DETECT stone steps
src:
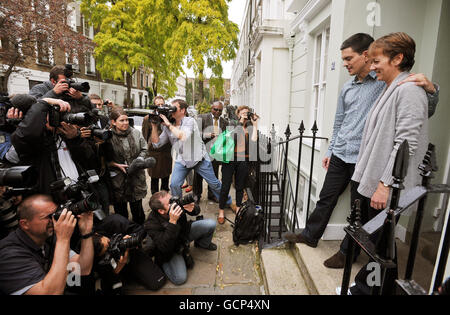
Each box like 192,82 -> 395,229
260,240 -> 367,295
260,247 -> 310,295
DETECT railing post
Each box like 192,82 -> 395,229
279,125 -> 291,238
306,121 -> 318,220
292,121 -> 305,230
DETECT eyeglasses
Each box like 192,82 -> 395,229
212,108 -> 223,112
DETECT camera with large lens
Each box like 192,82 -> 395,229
86,124 -> 112,141
169,193 -> 198,213
148,104 -> 177,124
63,64 -> 90,94
0,166 -> 38,239
99,232 -> 144,268
50,170 -> 104,221
48,104 -> 98,128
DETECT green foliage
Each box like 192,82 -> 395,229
81,0 -> 238,101
196,100 -> 211,115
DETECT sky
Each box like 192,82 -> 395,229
183,0 -> 246,79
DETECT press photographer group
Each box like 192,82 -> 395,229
0,64 -> 263,295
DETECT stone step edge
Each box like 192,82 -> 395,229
259,247 -> 311,295
290,244 -> 320,295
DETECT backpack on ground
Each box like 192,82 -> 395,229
230,189 -> 264,246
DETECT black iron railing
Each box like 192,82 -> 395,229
340,142 -> 450,295
254,122 -> 327,245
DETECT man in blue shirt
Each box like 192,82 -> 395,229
283,33 -> 439,269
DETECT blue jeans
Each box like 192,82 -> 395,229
170,159 -> 232,205
162,219 -> 217,285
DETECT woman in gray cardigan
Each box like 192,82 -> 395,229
106,107 -> 148,224
349,33 -> 429,295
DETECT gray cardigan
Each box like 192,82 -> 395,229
352,72 -> 429,198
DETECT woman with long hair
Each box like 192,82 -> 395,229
217,106 -> 259,224
106,107 -> 148,224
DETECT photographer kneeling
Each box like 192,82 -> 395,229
0,194 -> 94,295
145,191 -> 217,285
92,214 -> 166,295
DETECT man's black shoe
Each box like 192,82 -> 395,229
282,232 -> 318,248
194,242 -> 217,251
183,253 -> 195,269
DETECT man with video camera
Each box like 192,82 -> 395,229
29,65 -> 93,114
0,194 -> 94,295
145,191 -> 217,285
92,213 -> 166,294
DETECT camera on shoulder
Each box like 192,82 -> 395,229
148,104 -> 177,124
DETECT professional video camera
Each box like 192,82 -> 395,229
148,104 -> 177,124
169,193 -> 199,213
0,166 -> 38,239
62,64 -> 90,94
50,170 -> 105,221
48,104 -> 98,128
99,232 -> 144,268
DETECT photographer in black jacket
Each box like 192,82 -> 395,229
11,97 -> 98,195
92,214 -> 166,295
29,65 -> 93,114
145,190 -> 217,285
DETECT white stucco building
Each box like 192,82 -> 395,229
231,0 -> 450,290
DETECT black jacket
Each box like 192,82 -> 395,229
11,100 -> 97,194
29,80 -> 94,113
144,206 -> 200,265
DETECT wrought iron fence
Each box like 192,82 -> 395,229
255,121 -> 328,245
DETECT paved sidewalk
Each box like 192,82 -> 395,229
123,182 -> 264,295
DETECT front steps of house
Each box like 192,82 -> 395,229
260,240 -> 367,295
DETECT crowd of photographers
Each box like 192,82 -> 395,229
0,64 -> 261,295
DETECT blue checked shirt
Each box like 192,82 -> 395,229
326,71 -> 439,164
326,72 -> 384,164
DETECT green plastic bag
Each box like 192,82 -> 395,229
210,130 -> 235,163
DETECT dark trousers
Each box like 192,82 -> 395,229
93,179 -> 111,215
99,249 -> 166,294
113,200 -> 145,225
151,176 -> 170,194
219,161 -> 249,209
301,155 -> 355,245
193,160 -> 221,199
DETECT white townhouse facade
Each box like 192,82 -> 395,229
231,0 -> 450,291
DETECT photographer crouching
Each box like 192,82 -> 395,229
92,214 -> 166,295
0,194 -> 94,295
145,191 -> 217,285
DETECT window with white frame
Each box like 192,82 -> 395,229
85,52 -> 95,74
311,27 -> 330,130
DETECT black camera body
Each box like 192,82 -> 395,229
99,233 -> 143,268
48,104 -> 98,128
87,124 -> 112,141
169,193 -> 198,213
148,104 -> 177,124
63,64 -> 90,94
0,166 -> 38,239
50,171 -> 103,221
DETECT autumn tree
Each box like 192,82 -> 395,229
0,0 -> 93,94
81,0 -> 238,102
